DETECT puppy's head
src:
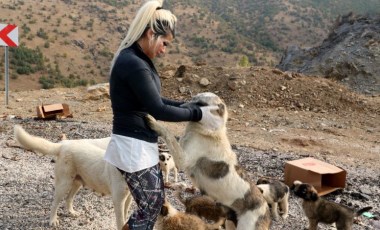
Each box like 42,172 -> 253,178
159,152 -> 172,165
182,92 -> 228,130
292,181 -> 319,201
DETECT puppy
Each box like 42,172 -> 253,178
292,180 -> 372,230
174,185 -> 228,225
146,92 -> 271,230
13,125 -> 132,230
256,178 -> 289,221
155,200 -> 223,230
159,152 -> 178,184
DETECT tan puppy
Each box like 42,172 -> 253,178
159,152 -> 178,184
256,178 -> 289,221
292,180 -> 372,230
13,125 -> 132,230
146,92 -> 270,230
155,200 -> 223,230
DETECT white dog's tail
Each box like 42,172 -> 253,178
14,125 -> 61,156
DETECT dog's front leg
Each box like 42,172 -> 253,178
145,115 -> 185,169
279,197 -> 289,219
164,170 -> 169,183
173,167 -> 178,183
307,219 -> 318,230
271,202 -> 280,221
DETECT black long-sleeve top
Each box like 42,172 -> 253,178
109,42 -> 202,143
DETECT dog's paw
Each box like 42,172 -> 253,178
145,114 -> 164,134
69,210 -> 80,217
49,218 -> 59,227
281,213 -> 288,220
273,214 -> 280,221
170,182 -> 188,190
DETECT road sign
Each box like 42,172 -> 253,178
0,24 -> 18,47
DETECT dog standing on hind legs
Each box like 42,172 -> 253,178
146,92 -> 271,230
13,125 -> 132,230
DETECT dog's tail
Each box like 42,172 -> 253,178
355,206 -> 372,217
14,125 -> 61,156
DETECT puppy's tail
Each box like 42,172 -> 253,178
355,206 -> 372,217
14,125 -> 61,156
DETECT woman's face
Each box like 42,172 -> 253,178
145,31 -> 173,59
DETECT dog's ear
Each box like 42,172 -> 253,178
310,192 -> 318,201
216,103 -> 226,117
161,205 -> 169,216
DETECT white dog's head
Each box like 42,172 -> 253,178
182,92 -> 228,131
159,152 -> 175,169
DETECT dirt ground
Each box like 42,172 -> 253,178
0,65 -> 379,229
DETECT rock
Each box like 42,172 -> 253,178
86,83 -> 110,100
199,78 -> 210,86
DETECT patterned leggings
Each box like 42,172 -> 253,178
120,164 -> 164,230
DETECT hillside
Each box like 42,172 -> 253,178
1,0 -> 379,90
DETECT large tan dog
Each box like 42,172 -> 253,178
13,125 -> 132,230
146,92 -> 270,230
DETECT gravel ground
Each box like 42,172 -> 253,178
1,118 -> 379,230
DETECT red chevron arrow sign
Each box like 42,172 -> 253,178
0,24 -> 18,47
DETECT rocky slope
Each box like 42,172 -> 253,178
277,13 -> 380,95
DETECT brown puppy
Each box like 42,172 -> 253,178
174,187 -> 229,225
256,178 -> 289,221
155,200 -> 223,230
292,180 -> 372,230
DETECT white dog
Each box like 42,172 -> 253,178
146,92 -> 270,230
13,125 -> 132,230
159,152 -> 178,184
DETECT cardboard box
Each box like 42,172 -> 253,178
36,103 -> 72,119
284,157 -> 346,196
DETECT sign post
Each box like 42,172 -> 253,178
0,24 -> 19,106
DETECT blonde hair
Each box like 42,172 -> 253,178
110,0 -> 177,72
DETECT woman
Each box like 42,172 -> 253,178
104,1 -> 218,229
